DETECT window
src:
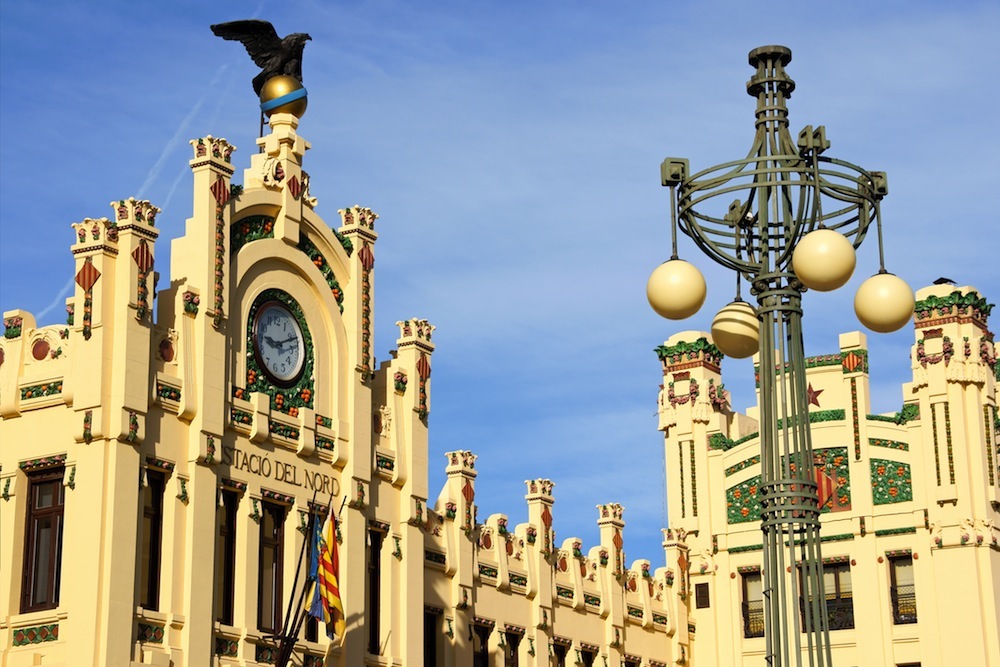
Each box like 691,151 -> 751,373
21,467 -> 65,612
139,469 -> 165,610
741,571 -> 764,638
552,641 -> 569,667
424,608 -> 441,666
258,501 -> 285,633
889,555 -> 917,624
695,582 -> 711,608
367,529 -> 384,654
624,657 -> 641,667
821,562 -> 854,631
472,624 -> 492,667
503,630 -> 521,667
214,489 -> 238,624
305,614 -> 318,642
581,648 -> 598,667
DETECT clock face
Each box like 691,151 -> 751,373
252,301 -> 305,385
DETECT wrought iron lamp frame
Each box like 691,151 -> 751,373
659,45 -> 891,667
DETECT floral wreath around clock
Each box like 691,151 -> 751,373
246,289 -> 315,411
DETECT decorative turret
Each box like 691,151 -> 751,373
180,135 -> 236,330
66,202 -> 159,443
524,479 -> 555,658
394,318 -> 435,422
340,206 -> 378,379
656,332 -> 730,538
596,503 -> 626,665
443,450 -> 479,665
908,284 -> 997,514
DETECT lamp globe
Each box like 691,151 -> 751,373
792,229 -> 856,291
711,300 -> 760,358
646,259 -> 707,320
854,273 -> 914,333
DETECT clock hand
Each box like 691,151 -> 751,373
263,334 -> 280,347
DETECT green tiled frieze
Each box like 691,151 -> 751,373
875,527 -> 916,537
821,533 -> 854,543
867,403 -> 920,425
231,215 -> 275,253
869,438 -> 909,451
20,381 -> 63,400
725,456 -> 761,477
871,458 -> 913,504
297,235 -> 344,313
726,447 -> 850,523
214,637 -> 239,657
654,337 -> 723,369
710,412 -> 845,452
914,289 -> 993,324
814,447 -> 851,512
726,475 -> 761,524
19,453 -> 67,471
137,622 -> 165,643
12,623 -> 59,646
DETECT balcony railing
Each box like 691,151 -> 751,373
799,597 -> 855,631
742,600 -> 765,638
825,597 -> 855,630
891,584 -> 917,624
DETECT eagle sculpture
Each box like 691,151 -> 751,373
210,20 -> 311,95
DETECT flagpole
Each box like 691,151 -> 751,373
276,492 -> 338,667
273,489 -> 318,666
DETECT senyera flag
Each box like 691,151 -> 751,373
306,507 -> 345,642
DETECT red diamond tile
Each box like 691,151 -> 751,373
417,353 -> 431,379
76,260 -> 101,291
132,240 -> 154,272
210,176 -> 229,206
359,243 -> 375,271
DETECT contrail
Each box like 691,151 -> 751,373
159,64 -> 241,214
35,278 -> 75,320
136,64 -> 229,199
38,0 -> 268,321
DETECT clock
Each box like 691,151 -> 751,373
252,300 -> 306,386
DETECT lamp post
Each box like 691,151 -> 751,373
647,46 -> 914,667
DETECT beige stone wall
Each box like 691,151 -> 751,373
658,285 -> 1000,667
4,101 -> 996,667
1,114 -> 677,667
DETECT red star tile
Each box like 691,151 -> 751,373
807,383 -> 823,407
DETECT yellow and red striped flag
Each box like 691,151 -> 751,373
307,509 -> 345,642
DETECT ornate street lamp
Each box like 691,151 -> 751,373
647,46 -> 914,666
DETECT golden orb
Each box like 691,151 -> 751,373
792,229 -> 856,291
646,259 -> 707,320
854,273 -> 914,333
711,300 -> 760,358
259,75 -> 308,118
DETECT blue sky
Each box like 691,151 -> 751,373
2,1 -> 997,563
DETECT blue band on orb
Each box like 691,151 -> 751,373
260,87 -> 308,112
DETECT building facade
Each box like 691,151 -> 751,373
656,284 -> 999,666
0,113 -> 676,667
2,98 -> 998,667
